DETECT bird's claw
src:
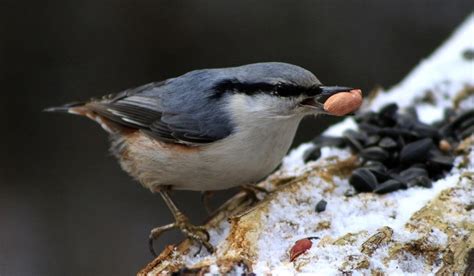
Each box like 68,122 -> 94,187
148,213 -> 214,257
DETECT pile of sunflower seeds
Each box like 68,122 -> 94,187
304,104 -> 473,194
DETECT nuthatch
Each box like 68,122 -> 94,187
46,62 -> 359,255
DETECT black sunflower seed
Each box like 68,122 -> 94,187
386,151 -> 400,166
460,116 -> 474,130
396,135 -> 405,147
367,135 -> 381,146
364,162 -> 390,182
441,109 -> 474,135
463,48 -> 474,60
397,114 -> 416,129
411,122 -> 440,139
460,125 -> 474,139
428,154 -> 455,170
345,129 -> 368,142
378,128 -> 419,139
400,138 -> 434,164
400,167 -> 429,182
354,112 -> 377,124
311,102 -> 467,196
454,109 -> 474,126
410,163 -> 427,170
360,147 -> 390,162
407,175 -> 432,188
349,168 -> 378,192
303,146 -> 322,162
374,179 -> 406,194
315,199 -> 327,213
358,123 -> 381,135
379,103 -> 398,117
364,160 -> 385,167
343,130 -> 365,151
379,137 -> 398,149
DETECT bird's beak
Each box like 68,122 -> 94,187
316,86 -> 354,103
300,86 -> 354,110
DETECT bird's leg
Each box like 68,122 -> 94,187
148,189 -> 214,257
201,191 -> 215,215
241,184 -> 270,202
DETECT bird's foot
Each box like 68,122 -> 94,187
148,212 -> 214,257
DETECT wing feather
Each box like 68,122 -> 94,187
86,80 -> 231,145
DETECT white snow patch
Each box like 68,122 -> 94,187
415,104 -> 445,124
281,142 -> 314,174
324,117 -> 358,136
254,163 -> 467,274
319,147 -> 352,161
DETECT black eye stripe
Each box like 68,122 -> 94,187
212,79 -> 322,98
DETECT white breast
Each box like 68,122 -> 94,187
116,94 -> 304,192
189,115 -> 302,190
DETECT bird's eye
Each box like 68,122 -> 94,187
272,83 -> 284,96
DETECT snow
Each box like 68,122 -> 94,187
252,14 -> 474,275
323,117 -> 358,136
281,142 -> 314,174
254,151 -> 470,274
415,104 -> 445,125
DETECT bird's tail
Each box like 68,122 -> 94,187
43,100 -> 126,133
43,101 -> 87,114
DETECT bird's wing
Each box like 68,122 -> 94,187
86,80 -> 232,145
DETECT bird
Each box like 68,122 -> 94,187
45,62 -> 356,255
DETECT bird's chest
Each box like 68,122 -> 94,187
117,118 -> 301,191
196,118 -> 301,188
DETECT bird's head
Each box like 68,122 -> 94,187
211,62 -> 355,121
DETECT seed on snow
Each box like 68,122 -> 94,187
289,238 -> 317,261
315,199 -> 327,213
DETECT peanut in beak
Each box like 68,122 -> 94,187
323,89 -> 363,116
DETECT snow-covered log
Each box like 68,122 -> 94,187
139,15 -> 474,275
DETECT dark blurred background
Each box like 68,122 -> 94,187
1,1 -> 473,275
